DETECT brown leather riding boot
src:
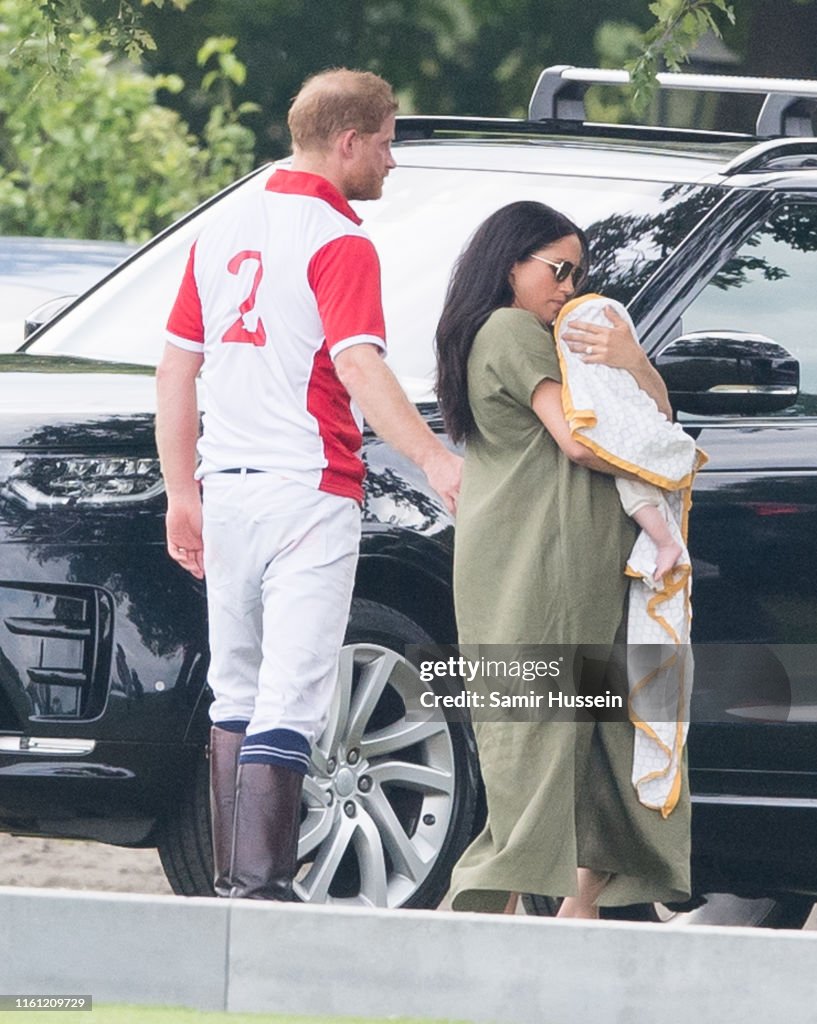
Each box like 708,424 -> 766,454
229,762 -> 304,901
209,726 -> 245,897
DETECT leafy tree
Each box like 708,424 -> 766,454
133,0 -> 746,158
28,1 -> 758,163
36,0 -> 193,68
9,0 -> 813,240
0,0 -> 256,240
138,0 -> 473,156
627,0 -> 735,108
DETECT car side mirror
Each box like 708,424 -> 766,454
655,331 -> 799,415
23,295 -> 76,340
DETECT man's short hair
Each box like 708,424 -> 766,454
288,68 -> 398,153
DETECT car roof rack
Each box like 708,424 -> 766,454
529,65 -> 817,139
394,115 -> 817,177
395,114 -> 752,145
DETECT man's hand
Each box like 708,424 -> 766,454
165,491 -> 204,579
334,343 -> 463,516
155,341 -> 205,576
421,447 -> 462,516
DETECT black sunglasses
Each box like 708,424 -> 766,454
529,254 -> 587,289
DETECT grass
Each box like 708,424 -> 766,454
0,1006 -> 470,1024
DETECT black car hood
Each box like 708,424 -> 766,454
0,354 -> 156,451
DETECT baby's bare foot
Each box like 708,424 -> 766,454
654,541 -> 682,583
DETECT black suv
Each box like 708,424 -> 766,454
1,66 -> 816,927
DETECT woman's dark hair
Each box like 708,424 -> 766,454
435,200 -> 587,443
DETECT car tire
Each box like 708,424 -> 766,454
157,597 -> 479,909
521,892 -> 814,928
156,751 -> 215,896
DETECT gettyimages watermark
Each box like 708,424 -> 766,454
403,643 -> 815,724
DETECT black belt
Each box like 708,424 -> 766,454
218,467 -> 264,474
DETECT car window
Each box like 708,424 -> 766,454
680,202 -> 817,417
24,171 -> 270,367
27,161 -> 716,402
365,173 -> 714,398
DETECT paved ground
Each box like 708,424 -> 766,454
1,832 -> 815,929
0,833 -> 172,895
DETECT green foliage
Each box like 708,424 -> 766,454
628,0 -> 736,110
197,37 -> 261,187
2,0 -> 793,246
36,0 -> 193,68
37,1 -> 742,161
587,21 -> 645,124
0,0 -> 256,241
135,0 -> 660,156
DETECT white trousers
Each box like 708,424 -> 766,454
202,472 -> 360,756
615,477 -> 663,518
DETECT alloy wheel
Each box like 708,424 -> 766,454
294,642 -> 458,907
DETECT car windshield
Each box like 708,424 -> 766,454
26,161 -> 717,402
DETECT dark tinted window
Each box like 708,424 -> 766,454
584,184 -> 721,304
682,202 -> 817,417
364,170 -> 719,396
28,160 -> 720,400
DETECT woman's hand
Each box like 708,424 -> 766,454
560,304 -> 645,372
560,304 -> 673,419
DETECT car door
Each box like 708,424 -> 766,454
643,189 -> 817,800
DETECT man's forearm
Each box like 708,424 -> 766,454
335,346 -> 446,471
334,344 -> 461,513
156,388 -> 199,498
155,349 -> 202,499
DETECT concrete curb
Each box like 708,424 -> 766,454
0,887 -> 816,1023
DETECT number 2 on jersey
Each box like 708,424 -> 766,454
222,250 -> 267,346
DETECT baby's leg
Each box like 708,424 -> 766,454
616,478 -> 682,583
632,503 -> 682,582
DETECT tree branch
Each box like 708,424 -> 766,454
627,0 -> 736,112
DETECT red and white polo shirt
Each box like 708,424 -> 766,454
165,169 -> 387,503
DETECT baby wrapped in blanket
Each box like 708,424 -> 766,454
554,294 -> 706,817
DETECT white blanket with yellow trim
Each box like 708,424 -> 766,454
554,294 -> 704,817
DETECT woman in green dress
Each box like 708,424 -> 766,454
435,201 -> 691,919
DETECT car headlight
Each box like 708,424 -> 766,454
0,454 -> 165,507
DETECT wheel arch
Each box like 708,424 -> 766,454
355,535 -> 456,645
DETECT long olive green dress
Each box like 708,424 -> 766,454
448,307 -> 690,911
